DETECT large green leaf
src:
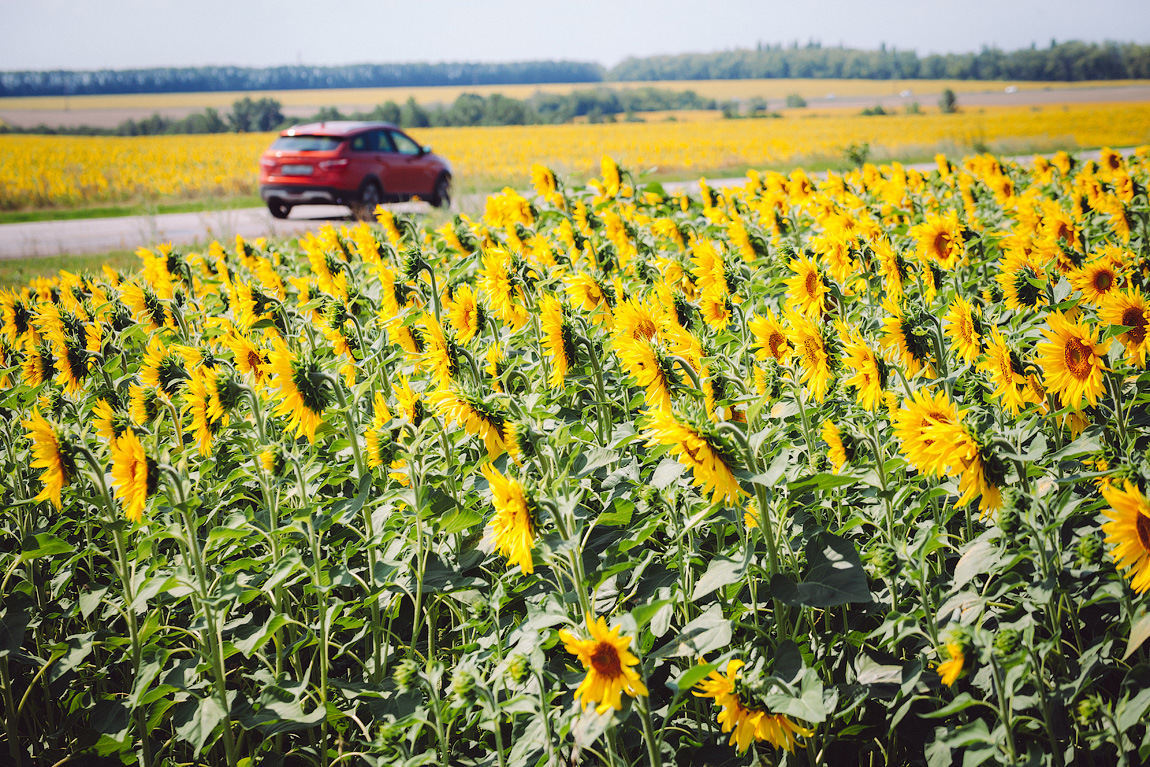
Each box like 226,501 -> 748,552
770,531 -> 870,608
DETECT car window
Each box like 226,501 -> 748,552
374,130 -> 396,153
390,131 -> 422,156
271,136 -> 342,151
349,132 -> 376,152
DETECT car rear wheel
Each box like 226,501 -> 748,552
354,181 -> 382,220
430,175 -> 452,209
267,199 -> 292,219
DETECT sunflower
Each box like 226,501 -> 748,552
419,313 -> 460,390
129,384 -> 163,425
365,393 -> 394,471
881,300 -> 934,378
479,248 -> 528,330
613,295 -> 660,342
393,375 -> 425,427
982,328 -> 1030,414
893,388 -> 961,475
139,336 -> 189,397
1071,259 -> 1122,305
1101,481 -> 1150,593
120,281 -> 170,330
616,335 -> 678,411
936,642 -> 965,687
943,295 -> 983,365
267,338 -> 331,443
427,385 -> 507,458
749,309 -> 792,365
22,340 -> 55,388
644,408 -> 743,504
91,395 -> 127,440
185,367 -> 227,456
694,659 -> 815,753
822,420 -> 853,474
446,283 -> 486,343
0,290 -> 34,345
911,211 -> 964,270
840,325 -> 887,410
996,248 -> 1048,312
917,420 -> 1005,515
225,333 -> 269,385
539,294 -> 577,390
23,408 -> 76,510
699,286 -> 734,331
783,254 -> 828,318
111,429 -> 159,523
1099,288 -> 1150,367
788,312 -> 834,403
1036,311 -> 1107,409
559,613 -> 648,715
479,463 -> 536,574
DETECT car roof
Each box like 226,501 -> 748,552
280,121 -> 400,138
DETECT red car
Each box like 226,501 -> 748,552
258,121 -> 452,219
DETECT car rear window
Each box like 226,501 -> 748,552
271,136 -> 343,152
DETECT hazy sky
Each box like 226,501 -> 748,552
2,0 -> 1149,71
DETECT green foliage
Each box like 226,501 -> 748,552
940,88 -> 959,114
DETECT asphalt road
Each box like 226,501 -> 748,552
0,148 -> 1131,261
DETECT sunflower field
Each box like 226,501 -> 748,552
1,146 -> 1150,767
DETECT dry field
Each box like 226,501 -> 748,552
2,78 -> 1149,129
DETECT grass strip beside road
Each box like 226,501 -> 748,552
0,249 -> 139,288
0,195 -> 264,225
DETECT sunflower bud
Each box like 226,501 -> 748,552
506,653 -> 529,685
1076,695 -> 1102,727
448,668 -> 477,709
867,544 -> 899,579
392,658 -> 419,693
1075,534 -> 1103,567
993,628 -> 1022,658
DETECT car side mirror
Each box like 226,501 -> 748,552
420,145 -> 431,156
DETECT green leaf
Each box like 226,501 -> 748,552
921,692 -> 986,719
692,551 -> 748,601
233,614 -> 290,658
439,506 -> 482,534
668,662 -> 720,694
787,472 -> 857,495
951,537 -> 1000,592
769,531 -> 870,608
1124,607 -> 1150,661
79,583 -> 110,619
598,497 -> 633,526
20,532 -> 73,560
173,695 -> 227,756
654,603 -> 732,658
650,458 -> 686,490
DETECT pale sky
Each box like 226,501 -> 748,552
1,0 -> 1148,71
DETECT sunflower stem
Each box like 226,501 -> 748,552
636,695 -> 664,767
322,373 -> 365,480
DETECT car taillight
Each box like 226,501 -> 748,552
318,159 -> 349,171
259,157 -> 275,168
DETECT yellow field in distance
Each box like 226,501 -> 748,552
3,101 -> 1149,210
3,78 -> 1149,111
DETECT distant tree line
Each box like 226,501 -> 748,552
2,41 -> 1149,98
348,87 -> 714,128
0,89 -> 711,135
609,40 -> 1150,82
0,61 -> 604,97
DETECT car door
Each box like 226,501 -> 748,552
387,129 -> 433,198
347,131 -> 378,192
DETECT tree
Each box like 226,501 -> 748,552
939,88 -> 958,114
229,97 -> 284,132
